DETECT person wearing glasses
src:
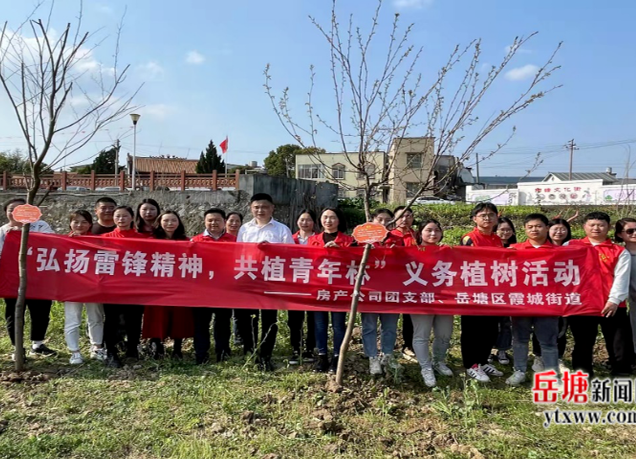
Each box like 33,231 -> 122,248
459,203 -> 505,382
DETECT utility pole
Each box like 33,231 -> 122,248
566,139 -> 578,181
114,138 -> 120,186
475,153 -> 480,183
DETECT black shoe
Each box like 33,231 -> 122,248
289,351 -> 300,365
216,349 -> 231,363
30,344 -> 57,357
195,354 -> 209,365
328,355 -> 339,374
125,348 -> 140,361
259,357 -> 275,372
313,354 -> 330,373
302,351 -> 315,364
105,354 -> 122,368
149,340 -> 165,360
172,349 -> 183,360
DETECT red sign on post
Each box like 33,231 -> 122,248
12,204 -> 42,224
352,222 -> 388,244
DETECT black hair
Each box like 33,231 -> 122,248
615,218 -> 636,243
420,218 -> 444,243
69,210 -> 93,227
134,198 -> 161,232
524,213 -> 550,226
3,197 -> 26,211
154,210 -> 187,240
394,205 -> 413,215
496,216 -> 517,247
372,208 -> 395,219
320,207 -> 347,233
95,197 -> 117,207
470,202 -> 498,218
113,205 -> 135,219
296,209 -> 317,222
204,208 -> 226,220
226,211 -> 244,223
548,218 -> 572,244
250,193 -> 274,204
584,211 -> 610,225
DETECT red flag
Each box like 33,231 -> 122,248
219,137 -> 229,154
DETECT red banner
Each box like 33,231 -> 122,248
0,232 -> 605,316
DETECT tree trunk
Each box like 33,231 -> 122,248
13,223 -> 31,371
335,243 -> 372,386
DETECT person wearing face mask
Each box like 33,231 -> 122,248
1,198 -> 57,361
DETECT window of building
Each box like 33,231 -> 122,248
406,153 -> 422,169
332,163 -> 346,180
357,164 -> 376,179
405,182 -> 420,198
297,164 -> 324,179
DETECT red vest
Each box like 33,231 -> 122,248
570,237 -> 627,307
191,232 -> 236,243
510,240 -> 554,250
461,228 -> 503,248
307,232 -> 354,247
102,228 -> 142,239
390,228 -> 417,247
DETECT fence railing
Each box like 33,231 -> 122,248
0,170 -> 240,192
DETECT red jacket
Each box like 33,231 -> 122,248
570,237 -> 627,307
390,228 -> 417,247
460,228 -> 504,248
101,228 -> 142,238
510,240 -> 554,250
292,230 -> 315,245
191,231 -> 236,243
307,232 -> 354,247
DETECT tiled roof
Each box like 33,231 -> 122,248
546,172 -> 618,183
134,156 -> 198,174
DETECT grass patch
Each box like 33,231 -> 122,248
0,303 -> 635,458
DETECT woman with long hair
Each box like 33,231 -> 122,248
134,198 -> 161,236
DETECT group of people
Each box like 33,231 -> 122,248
1,194 -> 635,388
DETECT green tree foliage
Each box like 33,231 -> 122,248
91,144 -> 120,174
0,149 -> 52,174
196,140 -> 226,173
264,144 -> 302,177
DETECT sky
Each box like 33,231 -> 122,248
0,0 -> 635,178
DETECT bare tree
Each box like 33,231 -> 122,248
265,0 -> 561,386
0,1 -> 139,370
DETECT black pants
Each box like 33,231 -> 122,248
570,310 -> 634,376
193,307 -> 232,362
287,310 -> 315,353
461,315 -> 499,368
104,304 -> 144,357
533,317 -> 567,358
4,298 -> 52,346
401,314 -> 414,351
236,309 -> 278,359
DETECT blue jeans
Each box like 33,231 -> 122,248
512,316 -> 559,373
314,311 -> 346,356
361,313 -> 399,358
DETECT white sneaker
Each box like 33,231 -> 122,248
558,359 -> 569,375
480,363 -> 503,377
532,356 -> 545,372
381,354 -> 402,372
506,370 -> 526,386
466,364 -> 490,382
69,352 -> 84,365
90,347 -> 107,361
421,366 -> 437,387
433,361 -> 454,376
369,356 -> 383,375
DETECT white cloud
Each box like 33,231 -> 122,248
393,0 -> 433,9
185,50 -> 205,65
505,64 -> 539,81
137,61 -> 164,79
143,104 -> 173,119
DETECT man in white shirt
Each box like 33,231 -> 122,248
236,193 -> 294,371
1,198 -> 57,359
